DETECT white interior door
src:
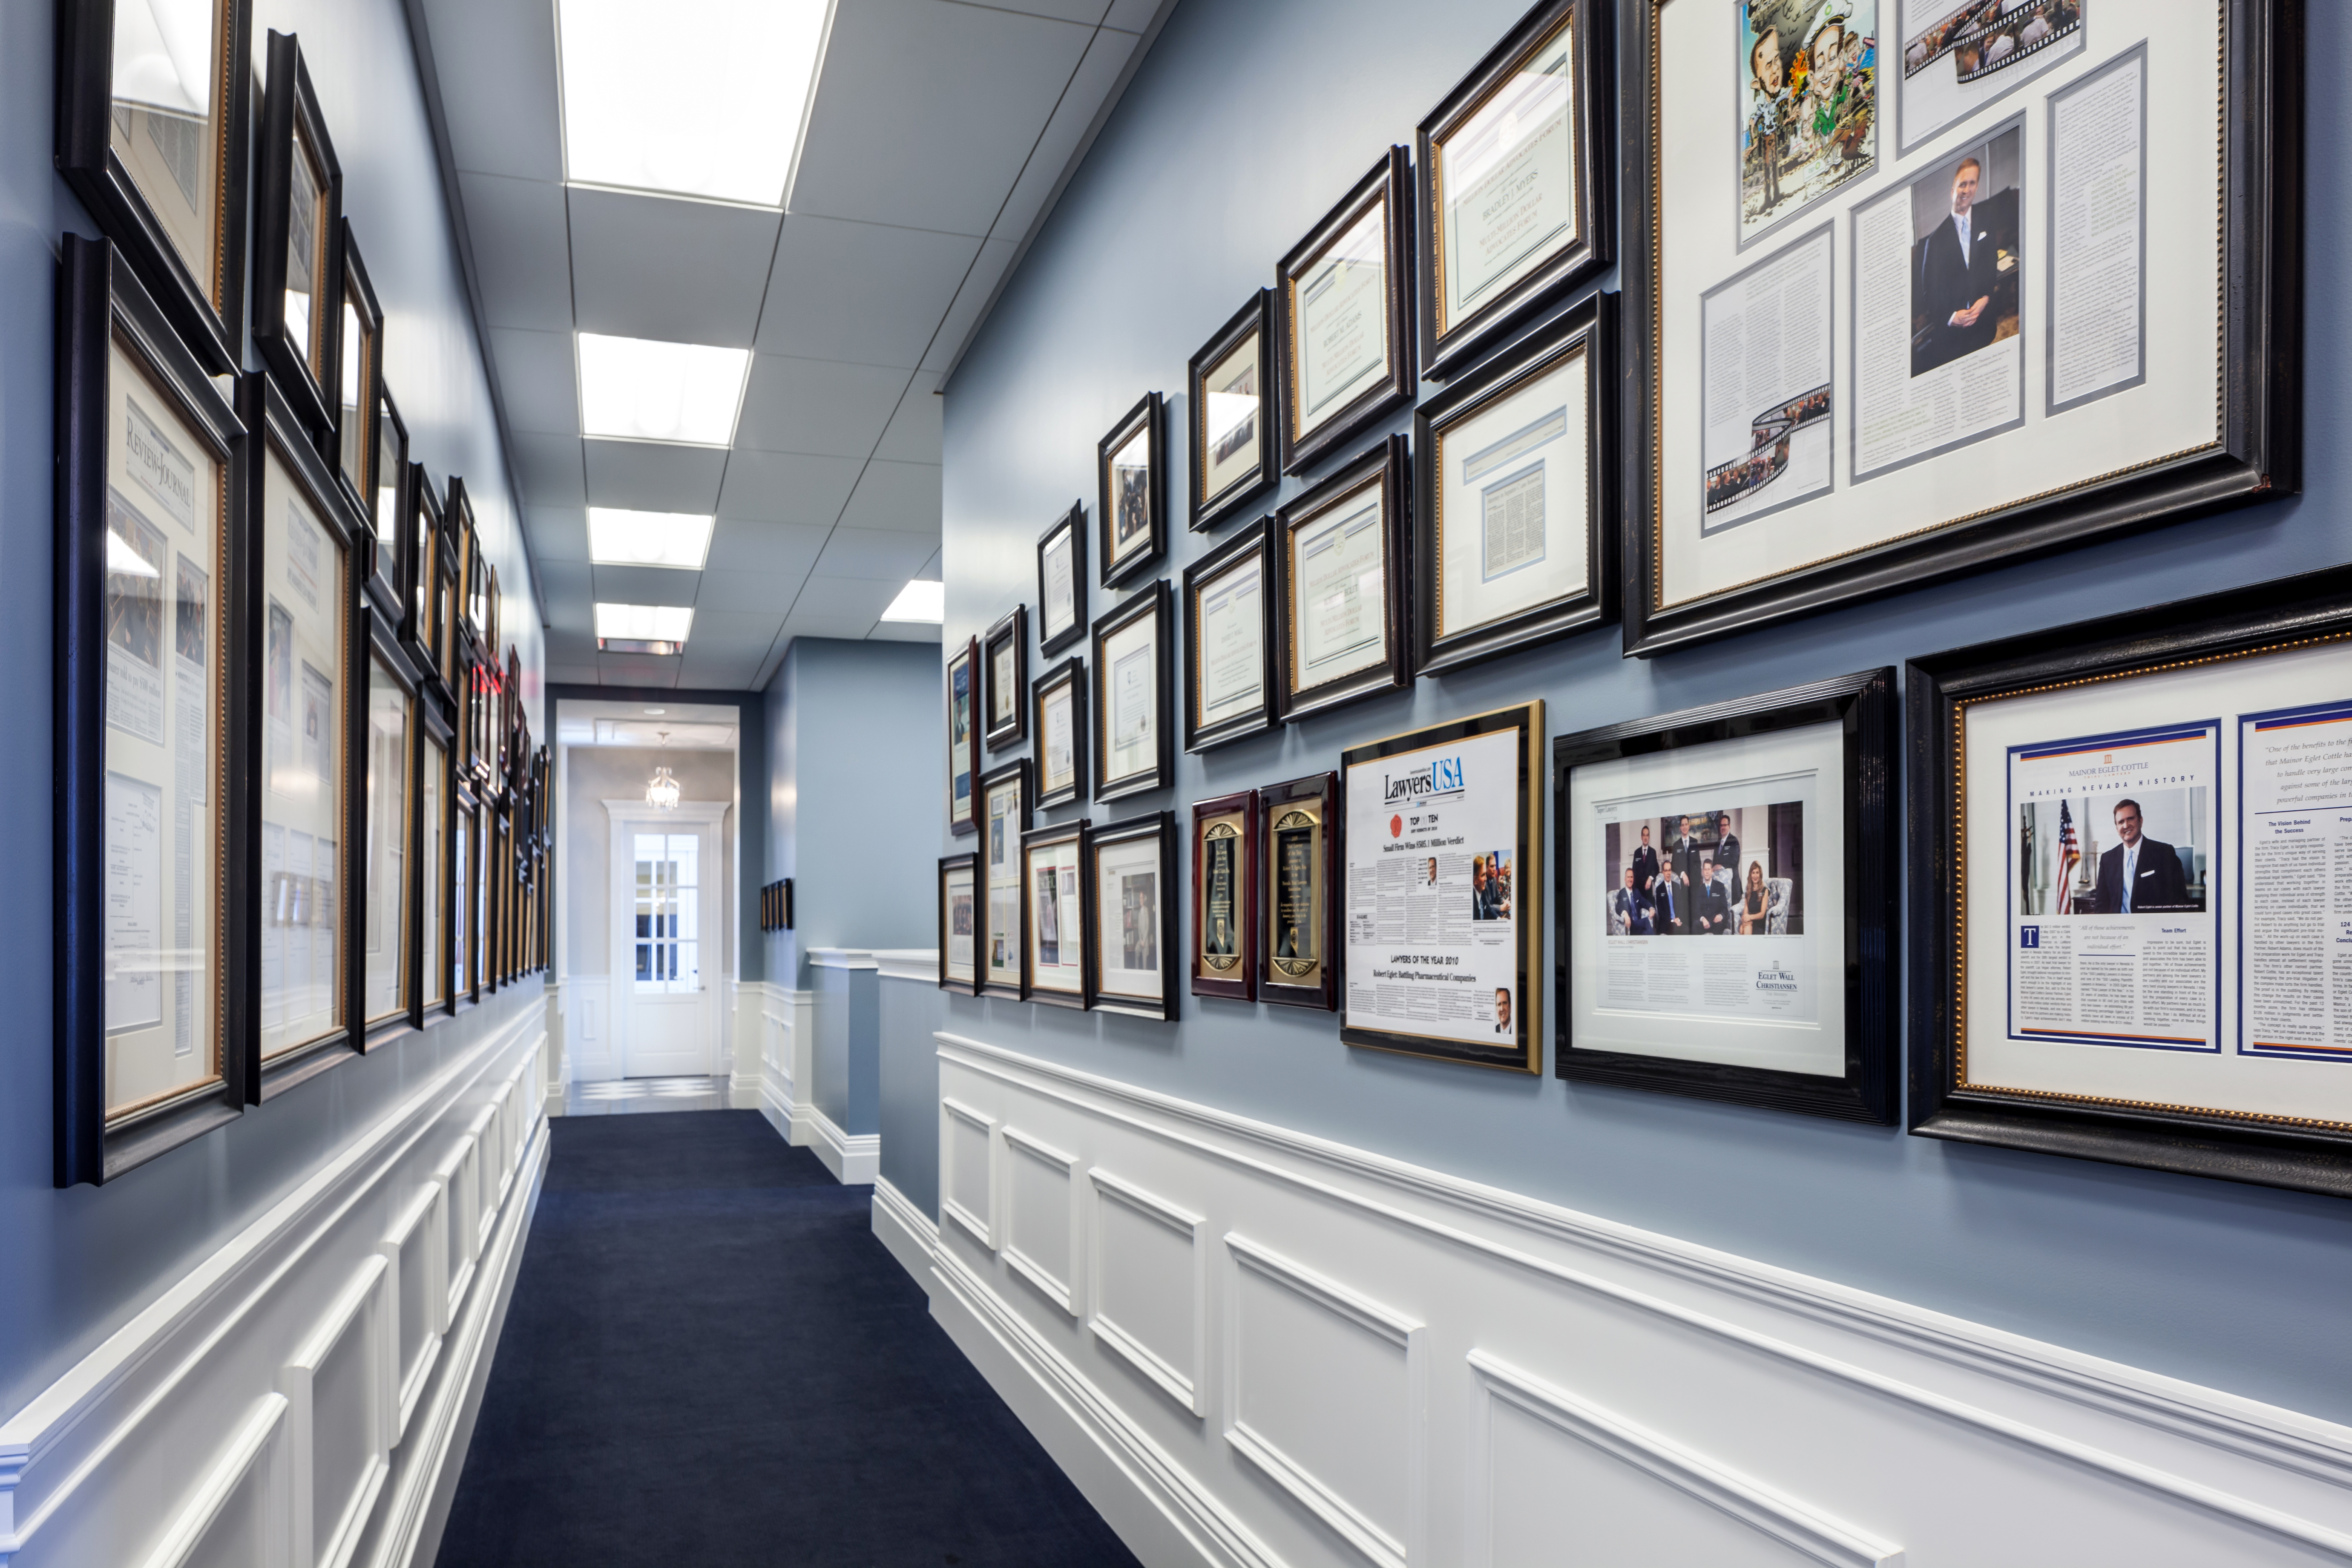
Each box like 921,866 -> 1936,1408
607,804 -> 724,1078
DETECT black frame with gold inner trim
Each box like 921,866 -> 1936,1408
1021,817 -> 1091,1010
1182,518 -> 1276,754
982,604 -> 1029,752
1096,393 -> 1167,590
1277,148 -> 1416,476
1257,771 -> 1340,1011
1274,435 -> 1411,724
977,757 -> 1033,1001
1036,503 -> 1089,656
1087,810 -> 1180,1021
946,635 -> 982,837
1187,291 -> 1277,531
937,854 -> 978,996
1032,656 -> 1088,809
252,29 -> 343,438
1090,580 -> 1174,803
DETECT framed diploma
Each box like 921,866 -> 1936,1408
939,854 -> 978,995
1187,291 -> 1277,531
1343,704 -> 1544,1071
1182,519 -> 1275,754
1037,503 -> 1087,656
1097,393 -> 1166,590
1911,567 -> 2352,1197
252,30 -> 343,437
1091,581 -> 1173,803
1192,790 -> 1259,1002
946,637 -> 980,835
1090,812 -> 1178,1021
1413,295 -> 1614,677
1274,435 -> 1410,723
1557,671 -> 1899,1121
1278,148 -> 1415,475
1415,0 -> 1609,381
1033,657 -> 1088,808
1623,0 -> 2299,655
983,604 -> 1028,751
1259,773 -> 1340,1010
1023,818 -> 1090,1010
978,760 -> 1032,1000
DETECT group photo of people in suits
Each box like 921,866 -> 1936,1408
1602,805 -> 1808,938
2016,788 -> 2209,916
1909,127 -> 2022,376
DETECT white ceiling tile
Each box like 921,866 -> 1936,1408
733,355 -> 911,457
423,0 -> 561,181
510,432 -> 586,506
457,173 -> 573,332
677,655 -> 763,689
1103,0 -> 1162,32
867,619 -> 945,642
946,0 -> 1105,22
780,603 -> 886,641
490,327 -> 578,436
568,188 -> 781,348
598,653 -> 681,686
536,558 -> 595,612
919,545 -> 943,577
546,662 -> 604,685
921,238 -> 1018,373
591,563 -> 702,607
526,505 -> 590,561
871,371 -> 943,463
989,27 -> 1141,245
813,528 -> 940,581
835,460 -> 942,534
703,520 -> 831,577
583,440 -> 728,512
714,450 -> 864,525
756,216 -> 979,367
679,609 -> 782,655
695,570 -> 808,614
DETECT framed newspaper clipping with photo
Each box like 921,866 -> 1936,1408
939,854 -> 978,995
1621,0 -> 2300,656
1910,567 -> 2352,1197
978,759 -> 1033,1000
1089,811 -> 1179,1021
1022,818 -> 1090,1010
946,636 -> 980,836
1556,671 -> 1898,1121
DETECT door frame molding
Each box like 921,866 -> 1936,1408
602,799 -> 730,1078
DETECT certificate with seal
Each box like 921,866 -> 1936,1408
1278,151 -> 1414,473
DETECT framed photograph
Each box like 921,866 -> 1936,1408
251,29 -> 343,437
1414,295 -> 1614,677
939,854 -> 978,995
1033,658 -> 1088,808
1097,393 -> 1166,590
1091,581 -> 1173,803
1910,567 -> 2352,1197
1191,790 -> 1259,1002
1274,435 -> 1411,723
1278,148 -> 1415,475
55,0 -> 253,375
1182,518 -> 1276,753
1023,819 -> 1090,1010
1556,670 -> 1898,1121
979,759 -> 1033,999
1415,0 -> 1610,381
364,383 -> 407,624
1090,811 -> 1179,1020
1037,503 -> 1088,655
1259,772 -> 1340,1010
946,636 -> 980,835
1622,0 -> 2300,655
983,604 -> 1029,751
1188,291 -> 1277,530
1344,703 -> 1545,1071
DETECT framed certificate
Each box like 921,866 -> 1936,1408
1274,435 -> 1410,723
1089,811 -> 1178,1020
1622,0 -> 2299,655
1022,818 -> 1090,1010
1344,704 -> 1544,1071
1413,295 -> 1613,678
1187,291 -> 1276,531
1911,567 -> 2352,1196
983,604 -> 1028,751
363,380 -> 408,625
1415,0 -> 1609,381
1097,393 -> 1166,590
939,854 -> 978,995
1182,519 -> 1275,754
1278,149 -> 1415,475
1558,671 -> 1899,1121
946,636 -> 980,836
1091,581 -> 1173,803
978,759 -> 1032,1000
1037,503 -> 1087,656
1033,657 -> 1088,809
1259,772 -> 1340,1011
252,30 -> 342,436
1192,790 -> 1259,1003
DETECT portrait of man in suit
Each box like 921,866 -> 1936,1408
1630,824 -> 1661,897
1610,867 -> 1652,935
2092,797 -> 2196,913
1695,856 -> 1734,935
1650,866 -> 1685,935
1672,814 -> 1705,886
1494,988 -> 1513,1035
1908,133 -> 2021,377
1712,812 -> 1742,892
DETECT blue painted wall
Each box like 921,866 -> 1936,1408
938,0 -> 2352,1424
879,978 -> 945,1213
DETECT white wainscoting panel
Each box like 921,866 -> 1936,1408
378,1186 -> 445,1445
1001,1127 -> 1081,1318
558,976 -> 612,1085
897,1030 -> 2352,1568
753,984 -> 817,1146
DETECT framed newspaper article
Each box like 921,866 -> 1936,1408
1621,0 -> 2300,655
1910,567 -> 2352,1197
978,759 -> 1033,1001
1089,811 -> 1179,1021
1556,670 -> 1898,1120
946,636 -> 980,836
1022,818 -> 1090,1010
940,856 -> 979,995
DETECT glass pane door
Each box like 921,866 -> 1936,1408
633,831 -> 700,992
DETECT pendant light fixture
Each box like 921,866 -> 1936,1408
645,728 -> 680,810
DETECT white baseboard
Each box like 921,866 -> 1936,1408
758,1077 -> 812,1147
806,1105 -> 879,1185
870,1177 -> 938,1284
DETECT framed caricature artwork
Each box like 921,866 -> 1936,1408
1259,772 -> 1340,1010
946,636 -> 980,835
1279,149 -> 1416,475
252,30 -> 342,436
1022,818 -> 1090,1009
1089,812 -> 1178,1021
1037,503 -> 1088,656
1182,519 -> 1276,753
983,604 -> 1028,751
979,759 -> 1033,1000
1274,436 -> 1411,723
1187,292 -> 1277,531
1033,658 -> 1088,809
1622,0 -> 2300,654
1098,394 -> 1167,590
1091,582 -> 1173,803
1191,791 -> 1259,1002
939,854 -> 978,995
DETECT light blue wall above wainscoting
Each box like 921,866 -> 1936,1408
937,0 -> 2352,1426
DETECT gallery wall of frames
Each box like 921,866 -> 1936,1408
55,3 -> 551,1187
940,0 -> 2342,1200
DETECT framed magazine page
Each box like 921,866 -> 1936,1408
1033,658 -> 1088,809
1191,790 -> 1258,1003
946,636 -> 980,835
979,759 -> 1032,1000
1910,567 -> 2352,1197
939,854 -> 978,995
1182,518 -> 1275,754
1098,393 -> 1166,590
1187,291 -> 1276,530
1622,0 -> 2300,656
1022,818 -> 1090,1010
1089,811 -> 1179,1021
1278,149 -> 1416,474
1037,503 -> 1087,655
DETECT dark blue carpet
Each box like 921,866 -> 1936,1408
434,1110 -> 1140,1568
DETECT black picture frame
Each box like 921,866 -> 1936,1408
1032,657 -> 1088,809
1274,434 -> 1411,724
1187,291 -> 1277,531
1415,0 -> 1610,383
55,236 -> 250,1187
1097,392 -> 1167,590
1909,566 -> 2352,1197
1413,294 -> 1615,677
1181,518 -> 1276,754
938,853 -> 979,996
1090,580 -> 1174,804
1258,772 -> 1340,1011
415,691 -> 455,1021
1553,669 -> 1899,1123
363,383 -> 407,624
1618,0 -> 2302,657
1278,148 -> 1415,475
403,464 -> 443,689
978,758 -> 1034,1001
983,604 -> 1029,751
947,635 -> 981,836
1037,503 -> 1089,656
1022,818 -> 1092,1010
1087,811 -> 1180,1021
251,30 -> 344,438
1191,790 -> 1259,1003
326,219 -> 382,515
362,606 -> 425,1043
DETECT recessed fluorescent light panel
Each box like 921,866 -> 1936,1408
577,334 -> 750,446
880,579 -> 944,623
557,0 -> 832,207
595,602 -> 695,656
588,508 -> 715,570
